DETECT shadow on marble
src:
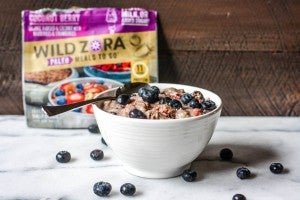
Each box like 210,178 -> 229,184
190,143 -> 278,179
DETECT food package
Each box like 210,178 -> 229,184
22,7 -> 158,128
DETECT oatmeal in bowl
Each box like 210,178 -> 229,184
101,85 -> 217,119
92,83 -> 222,178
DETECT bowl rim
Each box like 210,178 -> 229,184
93,83 -> 222,124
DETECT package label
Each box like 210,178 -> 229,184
22,8 -> 158,128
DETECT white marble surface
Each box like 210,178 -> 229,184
0,116 -> 299,200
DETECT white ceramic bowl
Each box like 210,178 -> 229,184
92,83 -> 222,178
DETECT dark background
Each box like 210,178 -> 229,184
0,0 -> 299,115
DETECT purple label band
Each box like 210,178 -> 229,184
22,8 -> 157,42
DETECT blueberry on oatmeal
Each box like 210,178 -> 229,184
188,98 -> 202,109
169,99 -> 182,109
159,97 -> 172,104
181,93 -> 193,104
129,109 -> 147,119
202,100 -> 216,110
150,86 -> 160,94
116,94 -> 130,105
141,88 -> 159,103
138,86 -> 148,97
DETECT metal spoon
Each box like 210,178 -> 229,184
42,82 -> 149,117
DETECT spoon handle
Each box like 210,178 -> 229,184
42,96 -> 116,116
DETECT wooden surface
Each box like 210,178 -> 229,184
0,0 -> 299,115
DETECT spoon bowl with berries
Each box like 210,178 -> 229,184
43,77 -> 124,116
92,83 -> 222,178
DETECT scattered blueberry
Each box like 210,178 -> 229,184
150,86 -> 160,95
56,151 -> 71,163
202,100 -> 216,110
270,163 -> 284,174
120,183 -> 136,196
101,137 -> 107,146
55,89 -> 65,96
56,97 -> 66,105
236,167 -> 251,179
181,169 -> 197,182
159,97 -> 172,104
116,94 -> 130,105
169,99 -> 182,109
181,93 -> 193,104
141,88 -> 159,103
76,83 -> 83,90
129,109 -> 147,119
93,181 -> 112,197
90,149 -> 104,161
188,98 -> 202,108
232,193 -> 246,200
88,124 -> 100,134
219,148 -> 233,161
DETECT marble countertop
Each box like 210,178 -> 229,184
0,116 -> 299,200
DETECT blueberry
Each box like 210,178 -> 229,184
181,93 -> 193,104
72,108 -> 82,113
93,181 -> 112,197
88,124 -> 100,134
188,98 -> 202,109
202,100 -> 216,110
150,86 -> 160,95
55,89 -> 65,96
270,163 -> 284,174
169,99 -> 182,109
129,109 -> 147,119
56,151 -> 71,163
101,137 -> 107,146
236,167 -> 251,179
56,97 -> 66,105
159,97 -> 172,104
220,148 -> 233,161
76,88 -> 84,93
141,89 -> 159,103
116,94 -> 130,105
90,149 -> 104,161
232,194 -> 246,200
138,87 -> 148,97
76,83 -> 83,90
120,183 -> 136,196
96,80 -> 105,85
181,169 -> 197,182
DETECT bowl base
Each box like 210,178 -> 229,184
123,163 -> 191,179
